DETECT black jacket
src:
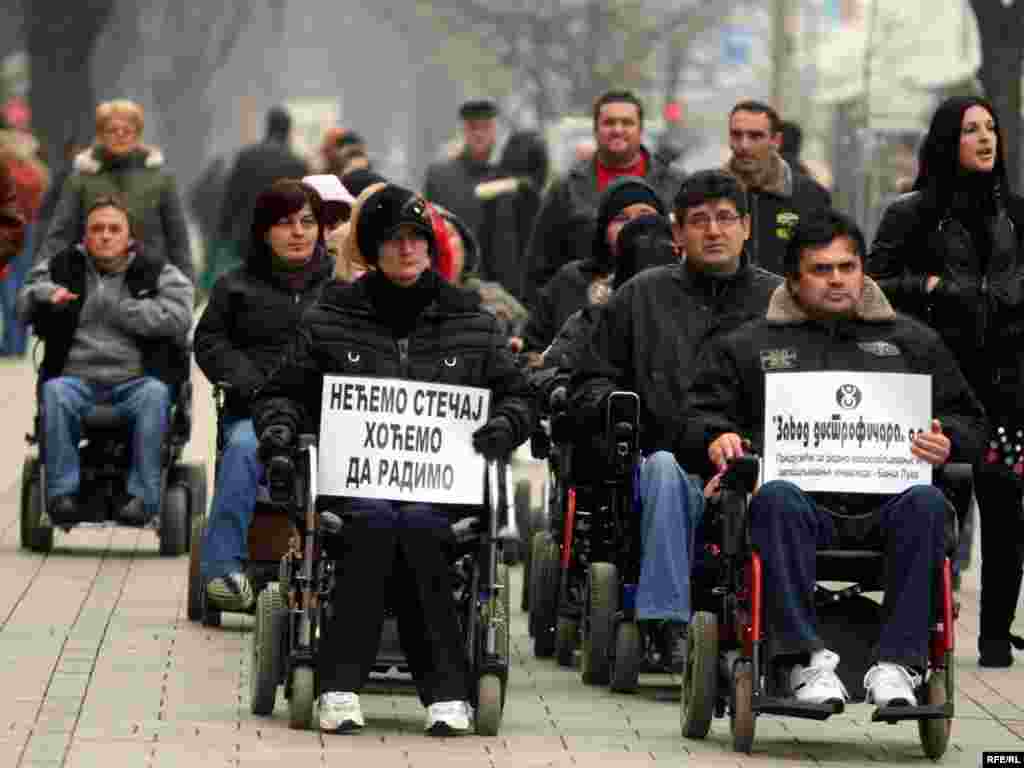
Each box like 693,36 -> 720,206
685,279 -> 987,489
733,159 -> 832,275
31,246 -> 189,386
523,259 -> 608,353
868,190 -> 1024,418
571,258 -> 782,458
525,149 -> 682,304
423,152 -> 497,243
193,244 -> 335,420
476,178 -> 542,303
252,272 -> 535,449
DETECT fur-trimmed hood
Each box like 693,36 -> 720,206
74,145 -> 165,174
724,152 -> 794,198
337,181 -> 385,281
766,276 -> 895,323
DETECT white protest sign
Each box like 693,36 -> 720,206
318,376 -> 491,504
762,371 -> 932,494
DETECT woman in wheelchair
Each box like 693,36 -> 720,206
254,184 -> 533,735
17,194 -> 194,525
195,178 -> 338,611
687,209 -> 985,714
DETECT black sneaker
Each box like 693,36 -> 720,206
659,621 -> 687,674
118,496 -> 148,525
48,494 -> 78,525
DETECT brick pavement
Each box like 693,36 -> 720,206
0,357 -> 1021,767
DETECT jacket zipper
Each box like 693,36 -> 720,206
396,337 -> 410,378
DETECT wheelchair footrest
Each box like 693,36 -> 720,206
755,697 -> 843,720
871,702 -> 952,723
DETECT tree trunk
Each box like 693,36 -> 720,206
971,0 -> 1024,189
25,1 -> 116,167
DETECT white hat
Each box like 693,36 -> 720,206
302,174 -> 356,206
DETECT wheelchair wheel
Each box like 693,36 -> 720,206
680,611 -> 718,739
610,621 -> 642,693
289,666 -> 315,730
581,562 -> 618,686
918,651 -> 953,760
159,484 -> 189,557
532,532 -> 560,657
476,673 -> 503,736
179,461 -> 208,521
251,583 -> 285,716
20,457 -> 53,553
187,517 -> 205,621
555,617 -> 578,667
730,659 -> 756,754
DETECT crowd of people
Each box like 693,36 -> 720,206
7,84 -> 1024,740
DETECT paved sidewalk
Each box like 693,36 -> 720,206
0,356 -> 1021,767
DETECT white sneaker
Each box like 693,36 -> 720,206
318,691 -> 364,733
425,700 -> 472,735
864,663 -> 921,707
790,649 -> 849,705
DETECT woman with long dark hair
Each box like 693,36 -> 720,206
868,95 -> 1024,667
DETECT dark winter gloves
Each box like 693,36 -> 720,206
259,424 -> 296,503
258,424 -> 294,463
472,415 -> 517,461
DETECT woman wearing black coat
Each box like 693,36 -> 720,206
254,184 -> 534,734
868,96 -> 1024,667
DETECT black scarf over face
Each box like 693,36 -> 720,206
367,267 -> 441,339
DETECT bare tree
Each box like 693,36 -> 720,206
25,0 -> 117,166
969,0 -> 1024,187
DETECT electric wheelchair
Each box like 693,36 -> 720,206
247,436 -> 515,736
187,382 -> 295,626
20,367 -> 204,556
681,455 -> 960,759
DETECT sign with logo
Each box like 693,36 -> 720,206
318,376 -> 491,504
763,371 -> 932,494
775,211 -> 800,240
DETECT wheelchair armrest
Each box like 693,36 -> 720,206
720,455 -> 760,494
297,433 -> 317,452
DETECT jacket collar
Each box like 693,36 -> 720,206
345,270 -> 481,316
570,145 -> 665,182
74,145 -> 165,174
765,276 -> 894,324
724,152 -> 793,198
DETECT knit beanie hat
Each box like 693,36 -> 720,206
356,184 -> 435,265
592,176 -> 666,271
342,168 -> 388,198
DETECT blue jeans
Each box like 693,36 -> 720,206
635,451 -> 705,622
750,480 -> 946,669
201,418 -> 263,581
2,223 -> 32,356
43,375 -> 171,518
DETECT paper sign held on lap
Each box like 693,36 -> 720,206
762,371 -> 932,494
318,375 -> 491,504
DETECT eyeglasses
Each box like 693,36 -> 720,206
685,211 -> 742,230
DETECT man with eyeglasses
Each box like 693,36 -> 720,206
570,170 -> 781,668
724,101 -> 830,275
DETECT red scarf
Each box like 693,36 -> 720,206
596,153 -> 647,193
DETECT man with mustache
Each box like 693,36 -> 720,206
685,208 -> 984,708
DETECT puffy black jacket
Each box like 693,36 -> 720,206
571,257 -> 782,459
193,244 -> 334,420
685,279 -> 987,488
523,259 -> 607,353
252,272 -> 535,449
868,190 -> 1024,418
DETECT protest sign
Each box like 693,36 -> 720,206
318,376 -> 491,504
762,371 -> 932,494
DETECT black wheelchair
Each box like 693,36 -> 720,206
187,382 -> 294,626
20,371 -> 204,556
247,436 -> 515,736
681,456 -> 959,759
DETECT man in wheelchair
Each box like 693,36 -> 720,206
568,170 -> 781,669
686,208 -> 985,709
17,195 -> 193,526
253,184 -> 534,735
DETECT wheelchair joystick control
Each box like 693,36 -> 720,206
267,455 -> 295,503
318,511 -> 344,536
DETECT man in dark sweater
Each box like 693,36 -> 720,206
17,195 -> 193,525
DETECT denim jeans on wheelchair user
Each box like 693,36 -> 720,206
201,417 -> 263,582
750,479 -> 946,670
1,222 -> 33,356
636,451 -> 705,623
43,375 -> 171,518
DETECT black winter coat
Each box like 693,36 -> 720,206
477,179 -> 542,303
193,245 -> 335,420
525,149 -> 682,304
423,152 -> 497,243
868,190 -> 1024,419
685,280 -> 987,492
571,258 -> 782,460
523,259 -> 608,353
252,273 -> 535,450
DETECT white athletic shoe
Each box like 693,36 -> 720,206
424,700 -> 472,735
790,649 -> 849,705
318,691 -> 364,733
864,663 -> 921,707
